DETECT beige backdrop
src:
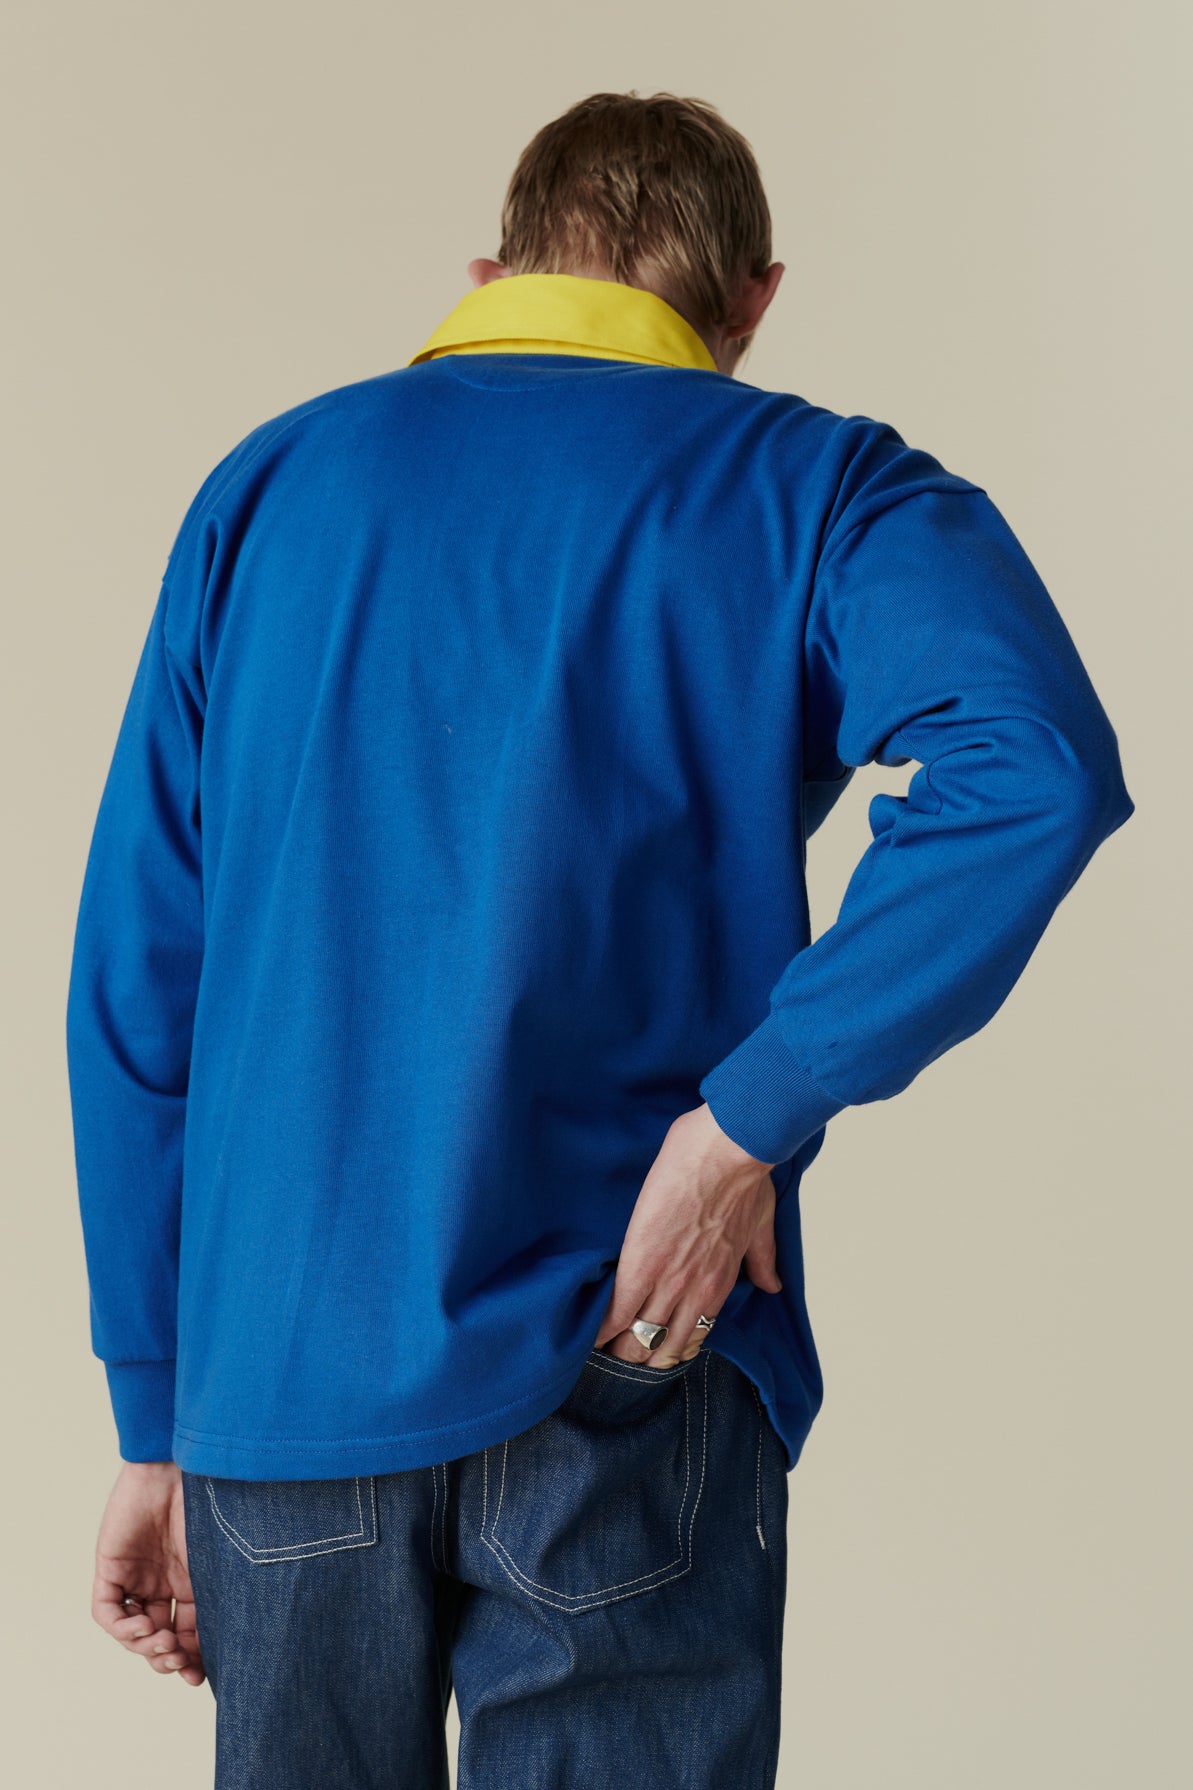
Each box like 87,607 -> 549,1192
3,2 -> 1185,1785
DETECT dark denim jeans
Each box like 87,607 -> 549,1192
181,1344 -> 789,1788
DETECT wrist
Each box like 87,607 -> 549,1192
688,1101 -> 777,1172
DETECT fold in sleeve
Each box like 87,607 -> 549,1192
65,574 -> 205,1462
699,439 -> 1136,1165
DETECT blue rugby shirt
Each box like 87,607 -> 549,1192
65,273 -> 1135,1477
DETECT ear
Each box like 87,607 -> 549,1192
467,257 -> 511,288
731,261 -> 785,339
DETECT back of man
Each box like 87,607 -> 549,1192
67,90 -> 1135,1790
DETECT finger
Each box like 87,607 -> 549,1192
612,1282 -> 712,1365
642,1318 -> 692,1368
646,1324 -> 704,1364
93,1583 -> 156,1643
132,1617 -> 195,1672
171,1623 -> 206,1685
125,1625 -> 185,1662
674,1299 -> 728,1360
101,1591 -> 186,1661
675,1297 -> 723,1361
110,1611 -> 160,1644
603,1293 -> 675,1363
147,1622 -> 204,1679
173,1608 -> 203,1664
593,1271 -> 656,1351
144,1641 -> 190,1674
644,1287 -> 725,1368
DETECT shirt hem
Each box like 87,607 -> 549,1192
170,1351 -> 593,1480
171,1342 -> 817,1480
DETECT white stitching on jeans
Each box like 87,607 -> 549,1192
583,1351 -> 694,1382
429,1464 -> 441,1570
486,1379 -> 686,1594
748,1381 -> 767,1550
479,1353 -> 710,1611
206,1475 -> 378,1563
487,1353 -> 697,1561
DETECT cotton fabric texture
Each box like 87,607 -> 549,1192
65,273 -> 1136,1479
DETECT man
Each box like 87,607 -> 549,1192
67,90 -> 1134,1788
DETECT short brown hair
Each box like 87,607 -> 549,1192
496,91 -> 773,359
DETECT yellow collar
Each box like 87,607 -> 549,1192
406,272 -> 719,373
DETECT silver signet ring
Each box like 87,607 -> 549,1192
630,1318 -> 669,1351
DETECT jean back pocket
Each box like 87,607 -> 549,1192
479,1347 -> 710,1614
204,1474 -> 379,1564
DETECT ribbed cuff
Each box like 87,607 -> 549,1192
104,1359 -> 177,1463
698,1013 -> 847,1165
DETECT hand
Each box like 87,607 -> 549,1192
594,1102 -> 782,1368
91,1460 -> 206,1687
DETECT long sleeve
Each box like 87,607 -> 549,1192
698,432 -> 1136,1166
65,573 -> 205,1461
